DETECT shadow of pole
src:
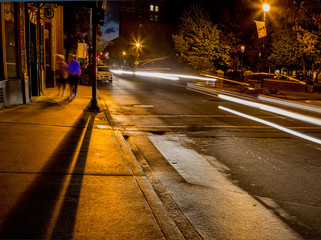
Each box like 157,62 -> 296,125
0,111 -> 96,239
50,112 -> 96,239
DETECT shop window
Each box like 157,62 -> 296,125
4,2 -> 18,78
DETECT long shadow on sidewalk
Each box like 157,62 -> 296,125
0,110 -> 96,239
50,113 -> 96,238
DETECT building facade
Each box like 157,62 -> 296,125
0,2 -> 64,109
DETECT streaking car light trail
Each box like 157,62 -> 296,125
219,106 -> 321,145
111,69 -> 216,82
218,94 -> 321,126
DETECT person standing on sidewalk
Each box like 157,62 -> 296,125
67,55 -> 81,99
55,55 -> 68,97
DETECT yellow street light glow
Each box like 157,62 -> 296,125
122,51 -> 126,55
219,106 -> 321,145
136,43 -> 140,47
263,3 -> 270,12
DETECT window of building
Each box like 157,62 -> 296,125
139,23 -> 143,28
150,14 -> 154,21
155,6 -> 159,12
155,14 -> 158,21
150,4 -> 154,11
4,2 -> 18,78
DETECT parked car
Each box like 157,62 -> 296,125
97,66 -> 113,82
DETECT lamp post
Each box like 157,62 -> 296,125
122,51 -> 126,68
134,42 -> 141,68
136,42 -> 141,58
260,2 -> 270,89
241,45 -> 245,79
241,45 -> 245,72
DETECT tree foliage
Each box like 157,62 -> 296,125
268,29 -> 302,68
267,0 -> 321,77
172,5 -> 230,72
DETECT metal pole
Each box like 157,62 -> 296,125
88,7 -> 101,112
89,8 -> 92,85
260,12 -> 266,89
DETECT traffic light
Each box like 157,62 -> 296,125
95,8 -> 105,26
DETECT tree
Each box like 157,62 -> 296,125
64,7 -> 103,59
267,0 -> 321,79
172,5 -> 230,72
268,29 -> 302,70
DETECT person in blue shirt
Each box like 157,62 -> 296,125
67,55 -> 81,99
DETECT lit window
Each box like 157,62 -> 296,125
139,23 -> 143,27
155,6 -> 159,12
155,15 -> 158,21
150,14 -> 154,21
150,4 -> 154,11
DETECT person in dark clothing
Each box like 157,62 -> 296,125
67,56 -> 81,99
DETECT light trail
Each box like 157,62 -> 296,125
219,106 -> 321,145
111,69 -> 216,82
258,95 -> 321,114
218,94 -> 321,126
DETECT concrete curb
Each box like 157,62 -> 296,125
97,95 -> 184,239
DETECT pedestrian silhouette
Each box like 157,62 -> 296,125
67,54 -> 81,99
55,54 -> 68,97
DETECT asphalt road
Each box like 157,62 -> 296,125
98,74 -> 321,239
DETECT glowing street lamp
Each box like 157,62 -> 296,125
241,45 -> 245,76
263,3 -> 270,15
135,42 -> 142,67
122,51 -> 126,66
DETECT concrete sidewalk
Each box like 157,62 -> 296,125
0,85 -> 182,239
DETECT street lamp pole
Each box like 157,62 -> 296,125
122,51 -> 126,68
88,6 -> 101,112
261,2 -> 270,89
241,45 -> 245,79
134,42 -> 141,69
